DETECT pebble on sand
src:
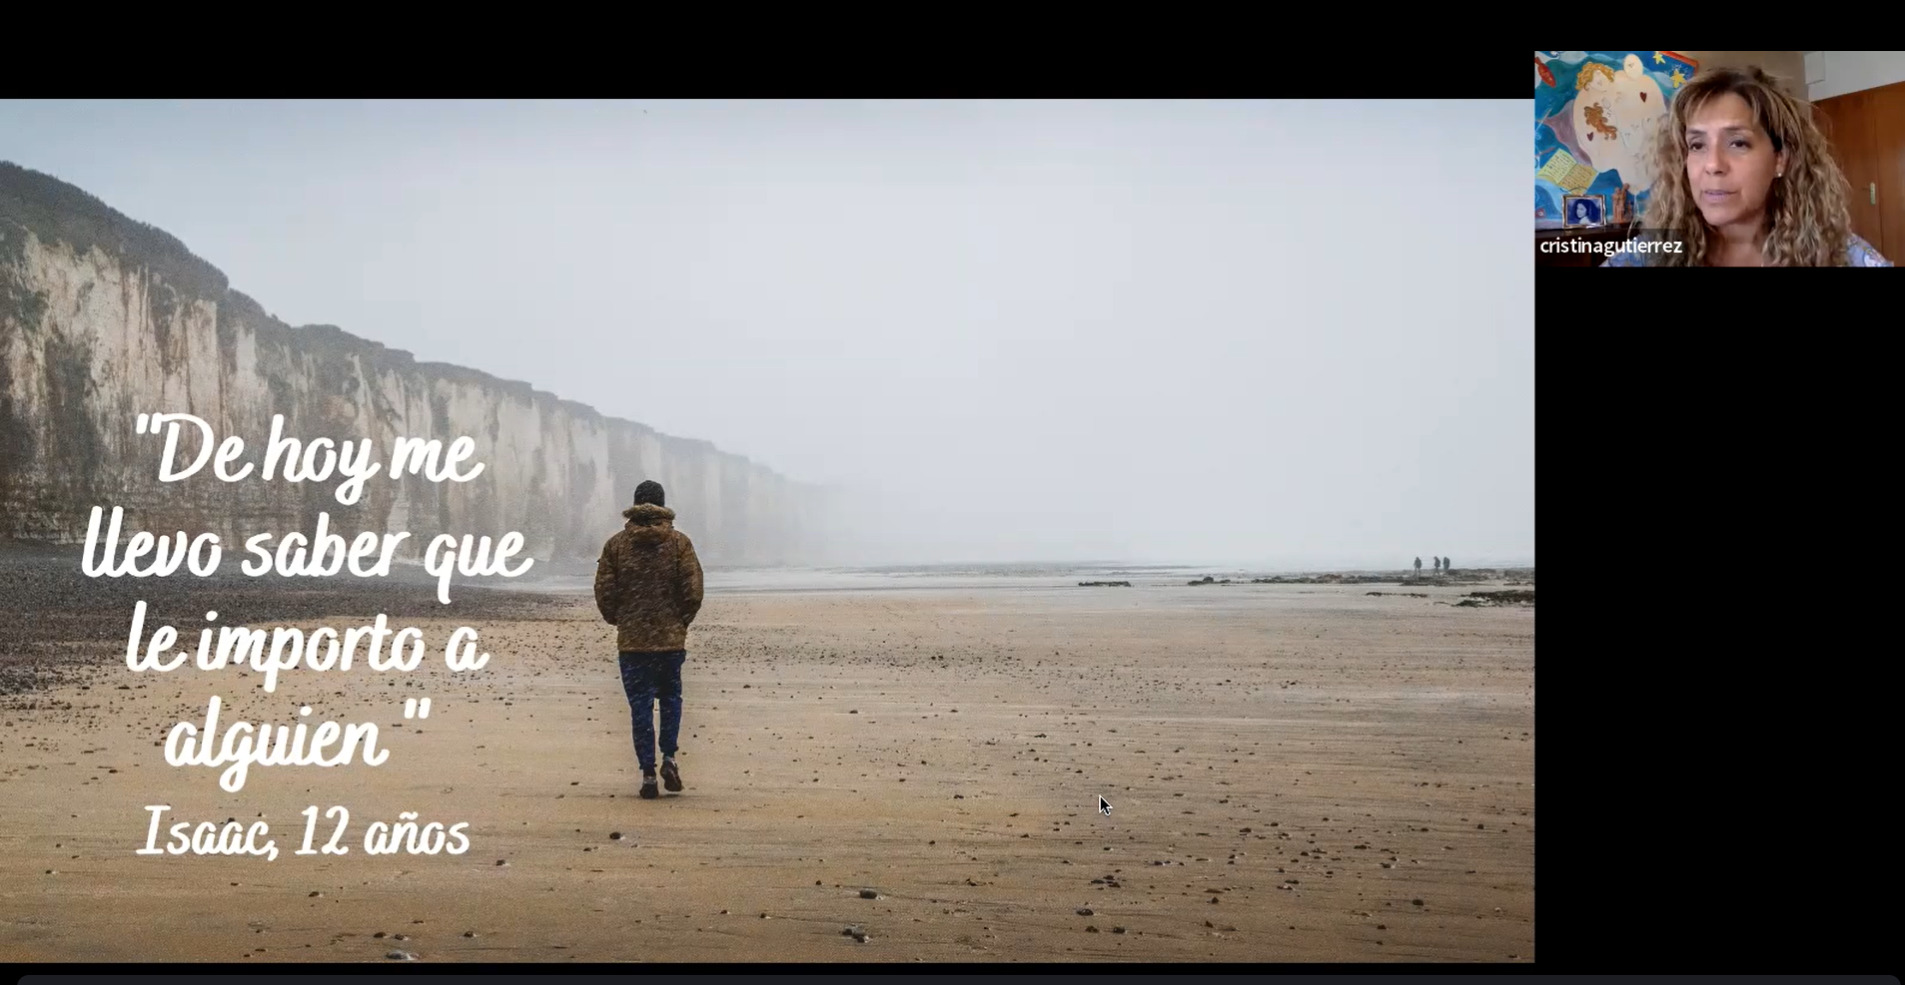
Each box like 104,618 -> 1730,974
1076,908 -> 1094,916
610,832 -> 624,841
386,951 -> 416,961
859,889 -> 879,899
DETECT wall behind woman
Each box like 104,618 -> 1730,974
1805,51 -> 1905,100
1674,51 -> 1809,97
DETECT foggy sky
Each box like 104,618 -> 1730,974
0,100 -> 1532,569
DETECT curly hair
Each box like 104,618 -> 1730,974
1638,65 -> 1855,266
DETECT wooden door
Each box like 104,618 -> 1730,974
1869,82 -> 1905,264
1813,89 -> 1885,255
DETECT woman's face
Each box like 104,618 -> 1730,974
1684,92 -> 1786,229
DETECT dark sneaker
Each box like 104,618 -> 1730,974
640,774 -> 659,799
660,759 -> 683,792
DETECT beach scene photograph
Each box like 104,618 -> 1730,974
0,99 -> 1532,964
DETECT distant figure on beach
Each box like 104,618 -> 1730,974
595,480 -> 705,800
1445,557 -> 1453,574
1432,557 -> 1442,573
1414,556 -> 1422,576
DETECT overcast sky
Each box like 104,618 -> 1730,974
0,99 -> 1532,569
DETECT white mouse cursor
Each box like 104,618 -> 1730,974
1098,796 -> 1113,816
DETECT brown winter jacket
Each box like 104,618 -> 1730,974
594,503 -> 705,653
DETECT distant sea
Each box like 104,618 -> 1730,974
497,560 -> 1535,596
0,539 -> 1534,596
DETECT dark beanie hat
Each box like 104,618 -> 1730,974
634,480 -> 665,507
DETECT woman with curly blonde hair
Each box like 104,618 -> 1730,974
1604,65 -> 1890,266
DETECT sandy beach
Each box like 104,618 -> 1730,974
0,559 -> 1534,963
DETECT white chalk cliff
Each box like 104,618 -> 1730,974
0,162 -> 826,567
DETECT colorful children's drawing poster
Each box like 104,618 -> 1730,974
1535,51 -> 1699,226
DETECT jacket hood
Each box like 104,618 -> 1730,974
622,503 -> 676,538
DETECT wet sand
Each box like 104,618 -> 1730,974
0,570 -> 1534,963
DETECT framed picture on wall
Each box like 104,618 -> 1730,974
1564,194 -> 1606,227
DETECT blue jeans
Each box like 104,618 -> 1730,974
618,651 -> 685,773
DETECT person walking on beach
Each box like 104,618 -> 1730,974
1414,556 -> 1422,577
595,480 -> 704,800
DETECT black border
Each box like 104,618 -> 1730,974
3,47 -> 1900,980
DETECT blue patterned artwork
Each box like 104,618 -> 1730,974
1535,51 -> 1700,227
